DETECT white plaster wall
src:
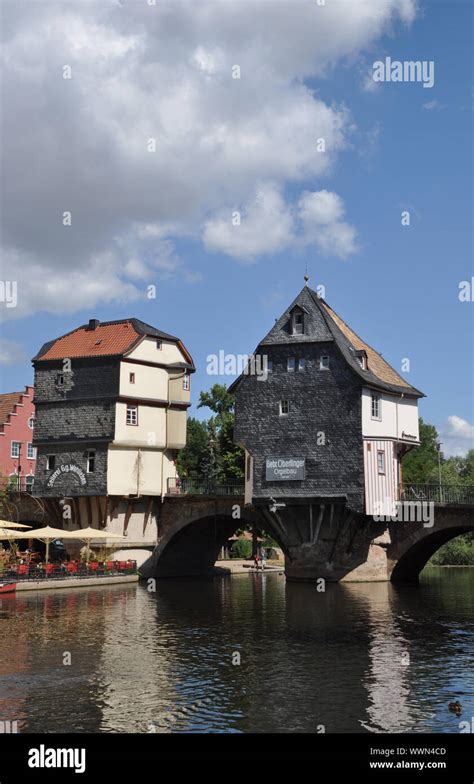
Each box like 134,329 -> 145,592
127,337 -> 186,364
114,402 -> 166,445
119,362 -> 168,399
107,447 -> 163,495
362,389 -> 419,442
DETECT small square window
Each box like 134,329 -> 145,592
320,356 -> 329,370
266,359 -> 273,373
126,405 -> 138,425
298,358 -> 305,371
156,340 -> 162,350
287,357 -> 295,372
279,399 -> 290,416
129,372 -> 135,384
27,443 -> 35,459
47,455 -> 55,471
57,374 -> 64,386
377,451 -> 386,475
183,375 -> 190,391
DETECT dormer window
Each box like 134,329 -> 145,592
355,350 -> 368,370
287,357 -> 295,372
319,356 -> 329,370
291,309 -> 304,335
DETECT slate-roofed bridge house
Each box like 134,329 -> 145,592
229,283 -> 425,581
31,318 -> 194,565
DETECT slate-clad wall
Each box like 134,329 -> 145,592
33,401 -> 115,443
32,358 -> 119,497
32,445 -> 108,497
233,341 -> 365,511
34,357 -> 120,402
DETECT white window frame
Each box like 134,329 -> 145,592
46,455 -> 55,471
279,399 -> 290,416
25,475 -> 34,491
292,311 -> 304,335
298,358 -> 305,372
182,375 -> 190,391
287,357 -> 295,372
371,393 -> 382,421
10,441 -> 21,458
126,405 -> 138,426
9,473 -> 19,489
319,356 -> 330,370
27,443 -> 35,459
86,450 -> 96,473
266,359 -> 273,373
377,450 -> 386,475
28,416 -> 35,429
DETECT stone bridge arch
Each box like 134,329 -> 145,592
140,496 -> 285,579
387,507 -> 474,582
0,491 -> 46,526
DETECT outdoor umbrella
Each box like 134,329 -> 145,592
71,527 -> 126,562
13,525 -> 73,563
0,520 -> 32,529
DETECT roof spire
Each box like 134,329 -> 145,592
304,264 -> 309,287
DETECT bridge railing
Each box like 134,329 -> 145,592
399,484 -> 474,505
166,477 -> 244,496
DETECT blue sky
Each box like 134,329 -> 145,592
1,0 -> 472,456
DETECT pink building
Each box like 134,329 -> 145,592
0,386 -> 36,492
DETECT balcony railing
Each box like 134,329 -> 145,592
166,477 -> 244,496
0,560 -> 137,583
399,484 -> 474,505
0,476 -> 34,494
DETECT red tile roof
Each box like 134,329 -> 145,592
37,321 -> 141,361
0,392 -> 23,425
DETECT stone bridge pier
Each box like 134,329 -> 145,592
140,495 -> 474,584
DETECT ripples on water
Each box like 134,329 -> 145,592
0,568 -> 472,733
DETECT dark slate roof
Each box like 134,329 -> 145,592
230,285 -> 424,398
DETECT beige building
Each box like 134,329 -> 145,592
32,318 -> 195,563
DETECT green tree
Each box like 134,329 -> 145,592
402,418 -> 440,483
176,417 -> 210,479
198,384 -> 244,482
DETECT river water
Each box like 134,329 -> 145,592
0,568 -> 473,734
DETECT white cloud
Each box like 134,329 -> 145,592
203,184 -> 295,261
0,0 -> 417,317
203,185 -> 357,261
422,99 -> 442,110
440,416 -> 474,457
0,338 -> 27,366
297,190 -> 358,258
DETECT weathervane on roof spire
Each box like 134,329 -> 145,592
304,264 -> 309,287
